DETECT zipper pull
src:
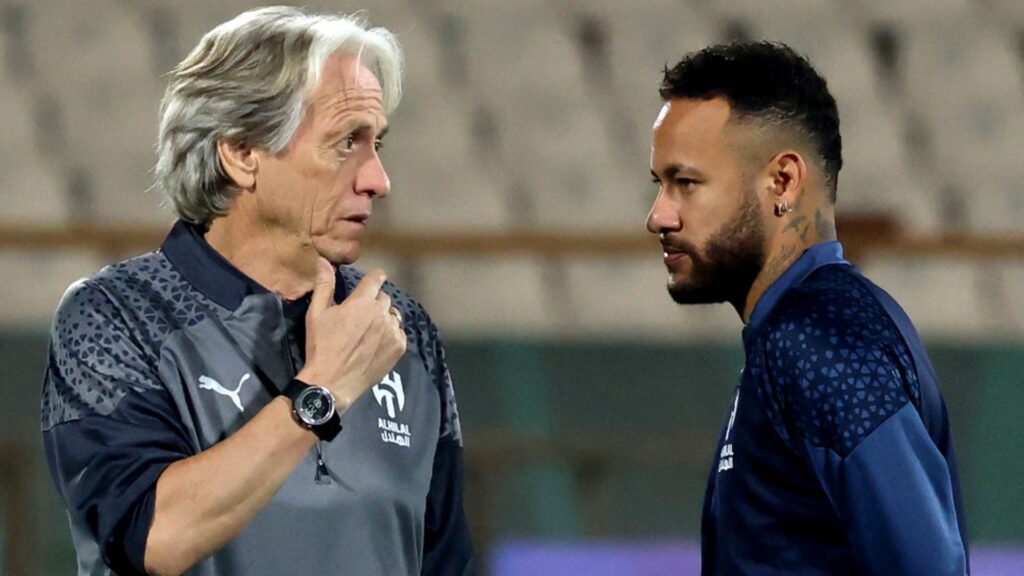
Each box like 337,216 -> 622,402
314,441 -> 331,485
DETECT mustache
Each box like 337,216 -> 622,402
660,236 -> 700,258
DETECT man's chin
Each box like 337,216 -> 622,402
315,239 -> 360,266
667,280 -> 727,306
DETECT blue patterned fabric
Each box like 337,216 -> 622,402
764,264 -> 920,456
701,242 -> 968,576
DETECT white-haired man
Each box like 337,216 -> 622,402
41,7 -> 474,575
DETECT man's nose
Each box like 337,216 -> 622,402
356,151 -> 390,198
646,190 -> 681,235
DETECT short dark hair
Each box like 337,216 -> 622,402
660,41 -> 842,202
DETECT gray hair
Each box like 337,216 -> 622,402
155,6 -> 403,226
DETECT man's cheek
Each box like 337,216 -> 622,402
307,188 -> 336,233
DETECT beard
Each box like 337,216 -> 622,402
667,190 -> 766,308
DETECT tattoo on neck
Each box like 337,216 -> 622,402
782,214 -> 807,236
815,208 -> 836,240
766,244 -> 796,279
751,243 -> 798,311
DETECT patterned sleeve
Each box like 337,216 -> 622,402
419,313 -> 474,576
762,294 -> 967,576
41,280 -> 193,575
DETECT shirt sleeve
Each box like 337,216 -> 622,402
41,280 -> 194,575
764,309 -> 967,576
421,325 -> 475,576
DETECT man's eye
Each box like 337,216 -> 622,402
374,138 -> 384,152
338,135 -> 357,152
676,178 -> 697,187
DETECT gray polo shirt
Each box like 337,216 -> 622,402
42,221 -> 474,575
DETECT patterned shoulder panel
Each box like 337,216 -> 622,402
338,266 -> 463,443
41,251 -> 217,430
759,265 -> 920,457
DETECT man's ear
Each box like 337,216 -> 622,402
767,150 -> 808,207
217,138 -> 258,190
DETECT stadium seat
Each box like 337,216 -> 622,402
0,248 -> 106,327
25,0 -> 157,90
833,96 -> 944,233
711,0 -> 885,103
901,17 -> 1024,172
560,256 -> 738,340
839,165 -> 943,235
24,0 -> 166,223
383,89 -> 510,231
389,13 -> 447,96
577,1 -> 719,206
0,81 -> 39,171
861,258 -> 990,338
837,95 -> 911,179
845,0 -> 977,25
986,0 -> 1024,23
414,255 -> 555,337
0,162 -> 68,225
958,172 -> 1024,235
456,7 -> 642,232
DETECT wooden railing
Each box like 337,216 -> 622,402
1,215 -> 1022,262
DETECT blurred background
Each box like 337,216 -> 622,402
1,0 -> 1022,574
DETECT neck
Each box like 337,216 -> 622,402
739,200 -> 836,323
205,211 -> 319,301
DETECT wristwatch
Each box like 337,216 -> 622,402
282,378 -> 343,442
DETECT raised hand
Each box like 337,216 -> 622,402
298,258 -> 407,411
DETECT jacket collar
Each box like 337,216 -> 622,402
744,241 -> 849,337
162,220 -> 270,311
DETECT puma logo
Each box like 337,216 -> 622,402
199,373 -> 251,412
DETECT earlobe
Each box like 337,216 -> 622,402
216,139 -> 258,191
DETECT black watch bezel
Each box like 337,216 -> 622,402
283,379 -> 343,442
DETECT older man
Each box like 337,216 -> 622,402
41,7 -> 473,575
647,42 -> 968,575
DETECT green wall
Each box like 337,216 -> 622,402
2,333 -> 1021,575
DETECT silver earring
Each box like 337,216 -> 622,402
774,200 -> 792,217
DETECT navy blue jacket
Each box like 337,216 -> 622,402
702,242 -> 968,575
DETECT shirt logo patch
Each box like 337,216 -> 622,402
373,371 -> 405,418
199,373 -> 251,413
718,388 -> 740,473
374,371 -> 411,447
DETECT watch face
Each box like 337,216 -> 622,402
297,387 -> 336,426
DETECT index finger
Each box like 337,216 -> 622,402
350,268 -> 388,300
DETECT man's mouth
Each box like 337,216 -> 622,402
661,244 -> 692,268
664,251 -> 689,267
341,212 -> 370,226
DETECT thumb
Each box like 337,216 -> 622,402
351,268 -> 388,301
308,257 -> 336,318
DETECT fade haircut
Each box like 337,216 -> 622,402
660,41 -> 842,202
156,6 -> 403,227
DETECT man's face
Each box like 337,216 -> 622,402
253,52 -> 389,265
647,97 -> 766,307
